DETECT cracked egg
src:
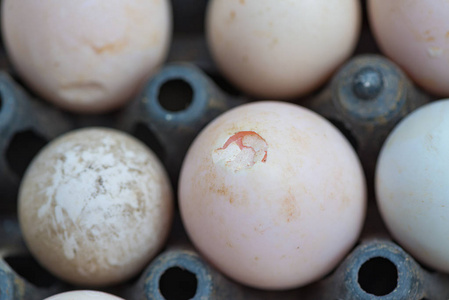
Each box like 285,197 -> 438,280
18,128 -> 173,286
179,101 -> 367,290
2,0 -> 172,113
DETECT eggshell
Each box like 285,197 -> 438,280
206,0 -> 361,99
368,0 -> 449,96
2,0 -> 172,113
376,100 -> 449,273
179,102 -> 366,289
19,128 -> 173,286
44,291 -> 124,300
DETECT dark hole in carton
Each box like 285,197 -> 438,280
159,267 -> 197,300
132,123 -> 165,162
0,95 -> 2,112
158,79 -> 193,112
358,257 -> 398,296
5,130 -> 48,178
4,255 -> 59,288
328,119 -> 359,151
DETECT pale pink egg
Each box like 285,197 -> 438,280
179,101 -> 366,289
206,0 -> 361,99
368,0 -> 449,96
2,0 -> 172,113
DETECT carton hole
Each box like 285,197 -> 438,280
358,257 -> 398,296
158,79 -> 193,112
159,267 -> 197,300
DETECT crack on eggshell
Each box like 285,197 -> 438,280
212,131 -> 268,172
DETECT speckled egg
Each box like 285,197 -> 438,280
19,128 -> 173,286
44,291 -> 124,300
2,0 -> 172,113
206,0 -> 361,99
179,101 -> 366,289
368,0 -> 449,96
376,100 -> 449,273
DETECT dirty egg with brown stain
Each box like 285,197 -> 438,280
179,101 -> 366,290
2,0 -> 172,113
18,128 -> 173,287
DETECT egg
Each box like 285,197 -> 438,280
179,102 -> 366,289
368,0 -> 449,96
19,128 -> 173,286
44,291 -> 124,300
2,0 -> 172,113
376,100 -> 449,273
206,0 -> 361,99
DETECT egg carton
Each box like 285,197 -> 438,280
1,1 -> 449,299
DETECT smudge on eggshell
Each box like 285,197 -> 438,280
19,128 -> 173,286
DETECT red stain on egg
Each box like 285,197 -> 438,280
212,131 -> 268,171
219,131 -> 268,162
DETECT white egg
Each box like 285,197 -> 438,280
368,0 -> 449,96
376,100 -> 449,273
19,128 -> 173,286
206,0 -> 361,99
44,290 -> 123,300
2,0 -> 172,113
179,102 -> 366,289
